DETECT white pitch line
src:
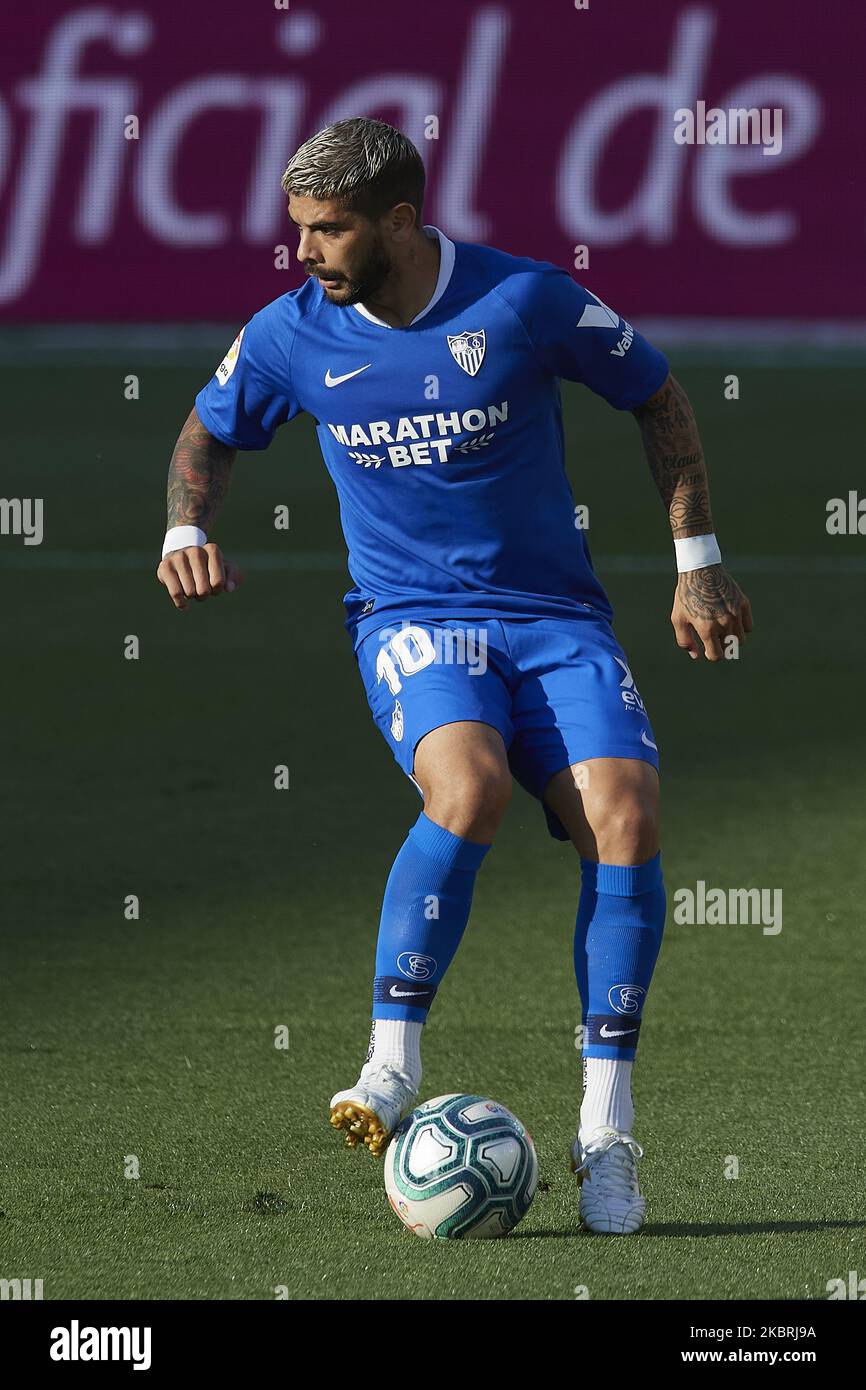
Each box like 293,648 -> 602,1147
3,321 -> 866,362
0,551 -> 863,574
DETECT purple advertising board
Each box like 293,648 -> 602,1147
0,1 -> 862,322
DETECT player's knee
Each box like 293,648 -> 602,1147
595,795 -> 659,865
424,758 -> 512,842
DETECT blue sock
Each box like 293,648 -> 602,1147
574,854 -> 666,1061
373,812 -> 491,1023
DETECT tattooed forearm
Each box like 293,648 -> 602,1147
632,374 -> 714,539
634,373 -> 754,653
669,490 -> 710,531
166,407 -> 236,531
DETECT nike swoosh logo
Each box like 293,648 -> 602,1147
325,364 -> 372,387
599,1024 -> 637,1038
641,731 -> 658,750
389,986 -> 426,998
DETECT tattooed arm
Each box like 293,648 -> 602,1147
156,406 -> 243,611
632,372 -> 753,662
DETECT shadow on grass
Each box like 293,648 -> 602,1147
513,1218 -> 866,1239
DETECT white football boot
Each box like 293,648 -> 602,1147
329,1063 -> 419,1157
570,1128 -> 646,1234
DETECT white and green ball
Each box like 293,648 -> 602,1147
384,1093 -> 538,1239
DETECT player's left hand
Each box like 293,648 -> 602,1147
671,564 -> 753,662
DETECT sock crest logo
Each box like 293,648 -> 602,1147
607,984 -> 646,1015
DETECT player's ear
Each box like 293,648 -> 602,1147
388,202 -> 418,242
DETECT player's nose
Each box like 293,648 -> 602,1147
297,233 -> 320,266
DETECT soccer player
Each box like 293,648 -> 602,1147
157,118 -> 752,1235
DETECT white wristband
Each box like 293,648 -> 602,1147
674,533 -> 721,573
162,525 -> 207,559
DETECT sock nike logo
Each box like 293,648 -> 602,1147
389,986 -> 426,998
599,1024 -> 637,1038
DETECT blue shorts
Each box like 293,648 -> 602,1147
355,612 -> 659,840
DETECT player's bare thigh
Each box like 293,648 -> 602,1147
544,758 -> 660,865
413,721 -> 511,845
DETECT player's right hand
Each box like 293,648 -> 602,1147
156,542 -> 243,611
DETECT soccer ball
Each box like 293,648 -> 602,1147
384,1093 -> 538,1239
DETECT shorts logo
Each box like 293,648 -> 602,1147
215,327 -> 244,385
447,329 -> 486,377
397,951 -> 437,980
608,984 -> 646,1015
390,699 -> 404,741
614,656 -> 646,713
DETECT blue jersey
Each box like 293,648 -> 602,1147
195,227 -> 668,648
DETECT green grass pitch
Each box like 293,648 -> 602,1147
1,355 -> 863,1299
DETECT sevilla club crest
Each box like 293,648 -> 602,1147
447,329 -> 486,377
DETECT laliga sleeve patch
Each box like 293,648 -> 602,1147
215,327 -> 245,386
